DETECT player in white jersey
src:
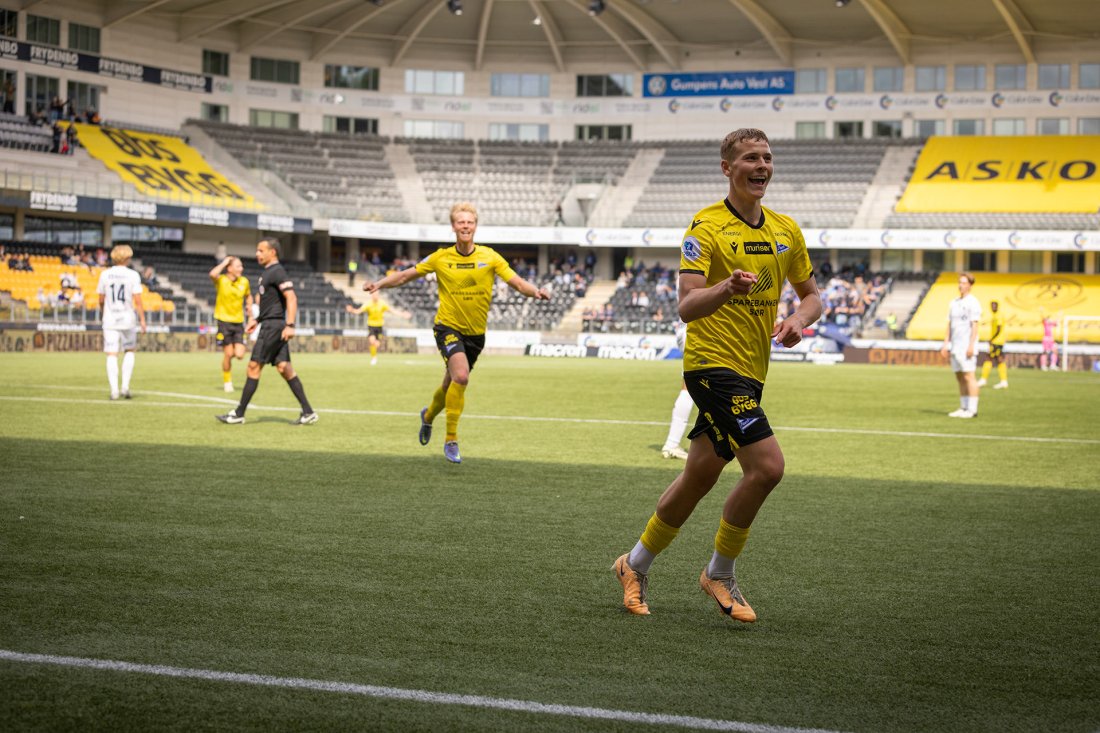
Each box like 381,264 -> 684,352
939,272 -> 981,418
660,319 -> 692,459
96,244 -> 146,400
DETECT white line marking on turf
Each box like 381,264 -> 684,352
0,650 -> 845,733
8,388 -> 1100,446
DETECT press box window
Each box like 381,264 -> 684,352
405,70 -> 464,96
1037,64 -> 1070,89
26,15 -> 60,46
491,73 -> 550,98
954,65 -> 986,91
873,67 -> 904,92
201,103 -> 229,122
576,74 -> 632,97
325,65 -> 379,91
323,116 -> 378,135
249,109 -> 299,129
251,57 -> 300,85
203,50 -> 230,77
0,9 -> 16,39
995,64 -> 1026,90
915,66 -> 946,92
575,124 -> 631,141
795,69 -> 826,94
68,22 -> 100,53
834,67 -> 865,93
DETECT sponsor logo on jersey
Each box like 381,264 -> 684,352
682,236 -> 702,261
744,242 -> 773,255
456,263 -> 475,269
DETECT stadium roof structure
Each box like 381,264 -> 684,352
106,0 -> 1099,72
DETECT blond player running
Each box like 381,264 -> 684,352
363,202 -> 549,464
613,128 -> 822,622
209,255 -> 253,391
96,245 -> 147,400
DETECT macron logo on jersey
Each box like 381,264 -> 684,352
691,218 -> 705,229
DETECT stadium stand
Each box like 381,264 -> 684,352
190,120 -> 409,222
624,138 -> 897,229
883,211 -> 1100,230
0,242 -> 176,313
0,113 -> 53,152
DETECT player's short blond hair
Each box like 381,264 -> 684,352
449,202 -> 478,224
721,128 -> 770,162
110,244 -> 133,265
960,272 -> 975,285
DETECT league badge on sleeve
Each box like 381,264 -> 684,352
682,236 -> 702,261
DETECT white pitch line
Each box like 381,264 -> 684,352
5,390 -> 1099,446
0,650 -> 845,733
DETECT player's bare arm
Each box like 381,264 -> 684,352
506,275 -> 550,300
772,276 -> 821,348
282,289 -> 298,341
208,256 -> 231,282
677,270 -> 757,323
364,266 -> 420,293
967,320 -> 979,359
134,292 -> 147,333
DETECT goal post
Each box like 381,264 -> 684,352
1061,316 -> 1100,372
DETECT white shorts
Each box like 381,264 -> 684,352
949,348 -> 976,374
103,328 -> 138,353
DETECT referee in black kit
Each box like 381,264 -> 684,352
217,237 -> 318,425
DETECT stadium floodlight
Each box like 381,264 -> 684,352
588,1 -> 606,16
447,0 -> 463,15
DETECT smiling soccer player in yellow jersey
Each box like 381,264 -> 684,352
362,202 -> 550,463
346,292 -> 402,365
613,128 -> 822,622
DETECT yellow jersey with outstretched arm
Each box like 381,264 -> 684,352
357,300 -> 389,327
214,274 -> 251,324
679,200 -> 813,384
415,244 -> 517,335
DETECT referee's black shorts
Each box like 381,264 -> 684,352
684,368 -> 773,461
251,320 -> 291,366
433,324 -> 485,370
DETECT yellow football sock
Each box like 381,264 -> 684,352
980,361 -> 992,381
998,363 -> 1007,382
714,518 -> 751,560
425,385 -> 446,422
444,382 -> 466,441
222,370 -> 232,383
639,512 -> 681,555
370,343 -> 378,357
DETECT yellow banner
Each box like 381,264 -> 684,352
71,123 -> 259,209
906,273 -> 1100,343
896,136 -> 1100,213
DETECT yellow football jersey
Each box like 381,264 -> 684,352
679,200 -> 813,383
415,244 -> 517,335
362,300 -> 389,327
989,310 -> 1005,345
214,274 -> 251,323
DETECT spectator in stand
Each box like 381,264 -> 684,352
60,272 -> 80,291
2,78 -> 14,114
572,273 -> 587,298
70,288 -> 84,308
141,266 -> 159,289
886,312 -> 899,338
37,287 -> 52,310
637,290 -> 651,310
21,254 -> 33,272
94,248 -> 108,267
86,109 -> 101,125
65,123 -> 76,154
48,96 -> 64,123
6,253 -> 19,270
584,251 -> 597,275
29,107 -> 46,126
616,271 -> 630,290
51,123 -> 62,153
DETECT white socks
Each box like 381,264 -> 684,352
627,541 -> 656,575
121,351 -> 135,391
663,389 -> 693,450
707,553 -> 736,579
106,355 -> 119,395
967,396 -> 978,413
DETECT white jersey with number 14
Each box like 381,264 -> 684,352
97,266 -> 143,330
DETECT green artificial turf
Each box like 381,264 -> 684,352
0,352 -> 1097,732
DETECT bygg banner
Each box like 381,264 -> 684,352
896,135 -> 1100,213
71,123 -> 258,209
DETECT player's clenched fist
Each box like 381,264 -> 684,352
772,315 -> 806,348
721,269 -> 757,296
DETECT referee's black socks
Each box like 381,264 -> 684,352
237,377 -> 259,415
287,376 -> 313,414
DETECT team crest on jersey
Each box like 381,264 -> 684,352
682,236 -> 701,261
776,242 -> 789,254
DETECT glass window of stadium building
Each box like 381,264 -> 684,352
68,23 -> 100,54
954,65 -> 986,91
1081,64 -> 1100,88
26,15 -> 59,46
203,50 -> 230,77
0,9 -> 15,39
23,217 -> 102,247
